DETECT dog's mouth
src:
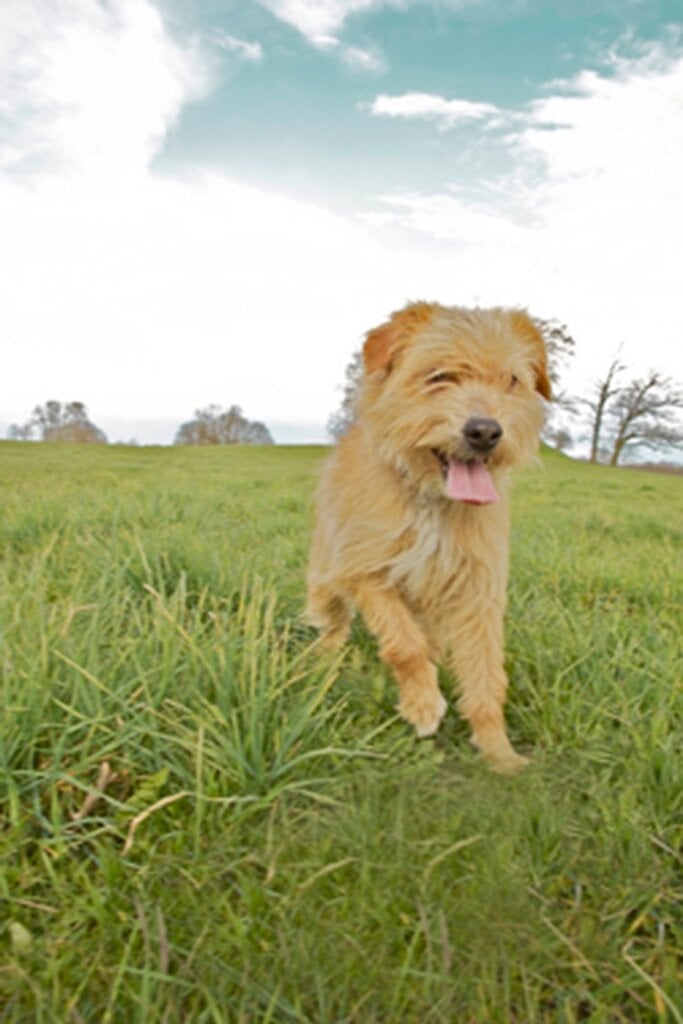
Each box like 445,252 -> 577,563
432,449 -> 499,506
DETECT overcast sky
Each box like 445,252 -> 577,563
1,0 -> 682,445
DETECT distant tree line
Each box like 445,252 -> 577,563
7,335 -> 682,465
174,405 -> 273,445
7,402 -> 274,447
8,401 -> 107,443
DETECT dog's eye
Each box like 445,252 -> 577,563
427,372 -> 459,386
508,374 -> 520,390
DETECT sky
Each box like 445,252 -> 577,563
1,0 -> 682,447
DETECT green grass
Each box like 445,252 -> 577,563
1,441 -> 681,1023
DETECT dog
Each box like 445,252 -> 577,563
306,302 -> 550,773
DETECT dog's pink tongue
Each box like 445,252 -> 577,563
446,461 -> 499,505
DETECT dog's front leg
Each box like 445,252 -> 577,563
447,601 -> 529,774
353,581 -> 447,738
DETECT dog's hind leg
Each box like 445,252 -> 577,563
352,581 -> 447,737
305,584 -> 352,649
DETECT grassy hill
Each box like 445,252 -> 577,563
1,441 -> 681,1022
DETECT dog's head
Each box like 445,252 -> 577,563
358,302 -> 550,505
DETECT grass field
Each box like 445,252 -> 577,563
1,440 -> 681,1023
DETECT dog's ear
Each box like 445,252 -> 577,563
509,311 -> 552,401
363,302 -> 436,375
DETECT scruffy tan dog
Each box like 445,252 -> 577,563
306,302 -> 550,773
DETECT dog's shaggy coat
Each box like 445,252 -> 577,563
306,302 -> 550,773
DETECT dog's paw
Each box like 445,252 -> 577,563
485,747 -> 530,775
316,626 -> 349,652
399,690 -> 447,738
472,732 -> 530,774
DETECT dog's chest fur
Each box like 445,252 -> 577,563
386,499 -> 506,608
387,503 -> 465,592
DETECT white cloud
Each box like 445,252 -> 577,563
257,2 -> 388,70
342,44 -> 387,73
366,190 -> 534,247
256,0 -> 385,47
516,44 -> 683,192
1,172 -> 436,430
213,32 -> 264,63
511,41 -> 683,377
256,0 -> 487,47
368,42 -> 683,396
2,3 -> 682,447
0,3 -> 450,436
295,31 -> 387,72
0,0 -> 210,179
368,91 -> 502,128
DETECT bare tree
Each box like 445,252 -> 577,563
534,317 -> 576,398
9,401 -> 107,443
535,318 -> 578,446
544,426 -> 574,453
605,372 -> 683,466
327,314 -> 575,440
327,350 -> 363,440
7,422 -> 33,440
583,354 -> 625,463
174,404 -> 274,445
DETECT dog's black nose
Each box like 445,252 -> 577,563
464,417 -> 503,453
